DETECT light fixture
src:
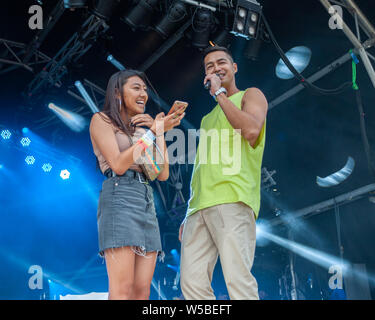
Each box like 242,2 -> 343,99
231,0 -> 262,40
91,0 -> 119,20
25,156 -> 36,165
48,102 -> 86,132
276,46 -> 312,79
1,129 -> 11,140
63,0 -> 87,9
211,11 -> 232,48
107,54 -> 126,71
42,163 -> 53,173
60,169 -> 71,180
74,81 -> 99,113
20,137 -> 31,147
316,157 -> 355,188
122,0 -> 159,30
155,1 -> 187,39
191,8 -> 213,48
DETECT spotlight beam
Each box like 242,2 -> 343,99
261,230 -> 348,272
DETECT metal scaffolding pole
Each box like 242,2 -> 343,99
320,0 -> 375,88
269,51 -> 352,110
268,183 -> 375,227
341,0 -> 375,39
26,14 -> 109,97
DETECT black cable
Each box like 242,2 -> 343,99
261,13 -> 352,96
355,88 -> 375,180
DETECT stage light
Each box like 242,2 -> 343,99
170,249 -> 180,266
107,55 -> 126,71
167,264 -> 179,272
22,127 -> 29,134
63,0 -> 87,9
91,0 -> 119,20
42,163 -> 52,173
1,130 -> 11,140
212,29 -> 232,48
48,103 -> 86,132
243,15 -> 268,61
191,8 -> 213,48
231,0 -> 262,40
155,1 -> 187,39
276,46 -> 311,80
60,169 -> 70,180
74,81 -> 99,113
20,137 -> 31,147
317,157 -> 355,188
122,0 -> 159,30
25,156 -> 35,165
0,164 -> 3,169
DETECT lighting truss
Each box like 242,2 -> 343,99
26,14 -> 109,98
268,183 -> 375,227
269,0 -> 375,109
0,39 -> 52,75
319,0 -> 375,88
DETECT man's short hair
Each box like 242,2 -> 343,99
202,45 -> 234,64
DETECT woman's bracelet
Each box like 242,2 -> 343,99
137,130 -> 156,150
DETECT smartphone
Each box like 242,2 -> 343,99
167,100 -> 188,116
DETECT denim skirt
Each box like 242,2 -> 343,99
97,169 -> 162,258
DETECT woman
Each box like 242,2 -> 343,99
89,69 -> 185,300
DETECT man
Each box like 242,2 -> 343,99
179,45 -> 268,300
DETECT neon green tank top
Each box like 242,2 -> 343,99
186,90 -> 266,219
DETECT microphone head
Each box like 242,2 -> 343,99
204,80 -> 211,90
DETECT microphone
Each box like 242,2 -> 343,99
204,73 -> 220,90
204,80 -> 211,90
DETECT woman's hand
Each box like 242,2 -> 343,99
150,110 -> 185,135
130,113 -> 154,128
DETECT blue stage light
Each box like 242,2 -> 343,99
25,156 -> 35,165
1,130 -> 12,140
22,127 -> 29,134
48,103 -> 86,132
60,169 -> 70,180
0,164 -> 3,169
20,137 -> 31,147
42,163 -> 52,173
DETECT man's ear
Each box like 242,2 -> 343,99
233,62 -> 238,74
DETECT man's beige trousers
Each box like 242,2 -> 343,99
180,202 -> 259,300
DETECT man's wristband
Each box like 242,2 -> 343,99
214,87 -> 227,101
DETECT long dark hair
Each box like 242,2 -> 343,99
98,69 -> 149,136
95,69 -> 150,172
